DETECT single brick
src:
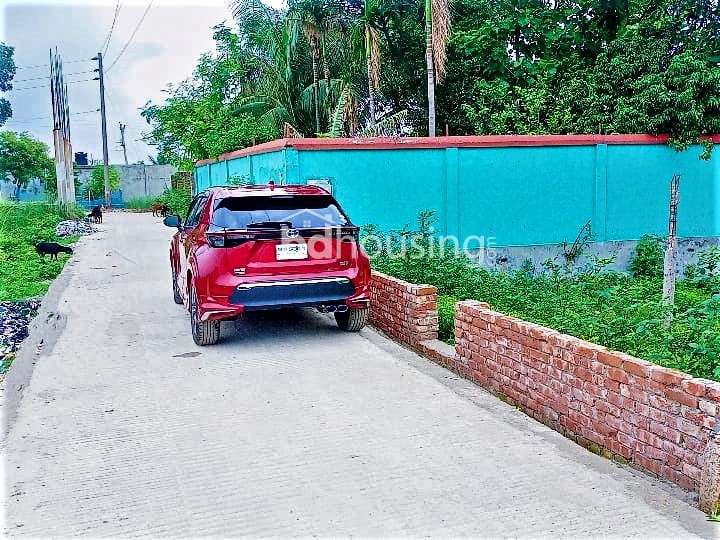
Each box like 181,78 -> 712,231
649,366 -> 691,387
681,378 -> 709,398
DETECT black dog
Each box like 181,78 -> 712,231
35,242 -> 73,260
88,205 -> 103,224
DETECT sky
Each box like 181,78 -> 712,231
1,0 -> 284,165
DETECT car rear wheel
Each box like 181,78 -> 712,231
334,307 -> 369,332
171,267 -> 183,305
190,284 -> 220,346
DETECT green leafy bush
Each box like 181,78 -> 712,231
438,295 -> 457,343
159,187 -> 192,217
81,166 -> 120,199
630,235 -> 664,278
0,202 -> 79,301
687,245 -> 720,293
367,214 -> 720,381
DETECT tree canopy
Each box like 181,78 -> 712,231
142,0 -> 720,166
0,131 -> 54,198
81,166 -> 120,199
0,42 -> 16,126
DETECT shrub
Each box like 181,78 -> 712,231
687,245 -> 720,293
159,187 -> 192,217
438,295 -> 457,343
630,235 -> 665,278
366,214 -> 720,381
125,196 -> 161,210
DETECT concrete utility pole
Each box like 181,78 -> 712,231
49,48 -> 75,203
93,52 -> 111,208
118,122 -> 129,165
662,174 -> 681,326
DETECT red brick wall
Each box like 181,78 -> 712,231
370,272 -> 439,347
454,300 -> 720,492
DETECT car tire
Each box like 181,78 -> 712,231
334,307 -> 369,332
171,268 -> 183,305
190,284 -> 220,346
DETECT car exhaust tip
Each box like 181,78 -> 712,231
336,305 -> 348,313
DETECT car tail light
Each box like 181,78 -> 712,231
206,232 -> 257,248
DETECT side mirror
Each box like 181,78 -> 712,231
163,214 -> 182,229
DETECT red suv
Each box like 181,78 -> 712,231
163,184 -> 371,345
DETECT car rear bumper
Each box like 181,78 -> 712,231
230,276 -> 355,310
199,277 -> 369,321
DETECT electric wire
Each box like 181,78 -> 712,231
105,0 -> 154,74
9,79 -> 96,92
101,1 -> 122,56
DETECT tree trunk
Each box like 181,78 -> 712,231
322,35 -> 332,117
367,62 -> 376,126
425,0 -> 436,137
311,38 -> 321,135
366,27 -> 376,126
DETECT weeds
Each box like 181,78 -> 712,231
124,196 -> 161,209
0,202 -> 78,301
367,213 -> 720,381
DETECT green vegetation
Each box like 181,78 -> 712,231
0,131 -> 55,198
81,166 -> 120,199
142,0 -> 720,167
367,213 -> 720,381
125,195 -> 161,210
630,234 -> 665,278
158,187 -> 192,217
0,202 -> 83,301
0,42 -> 16,126
123,189 -> 191,215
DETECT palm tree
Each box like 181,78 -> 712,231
424,0 -> 451,136
354,0 -> 391,126
235,13 -> 309,135
288,0 -> 338,135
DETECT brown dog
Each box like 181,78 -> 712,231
151,203 -> 170,217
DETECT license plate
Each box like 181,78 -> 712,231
276,243 -> 308,260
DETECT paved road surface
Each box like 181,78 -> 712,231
2,213 -> 716,537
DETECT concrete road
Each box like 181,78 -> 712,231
2,212 -> 716,537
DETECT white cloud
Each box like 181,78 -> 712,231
1,0 -> 286,164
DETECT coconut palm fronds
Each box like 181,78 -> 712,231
358,109 -> 408,137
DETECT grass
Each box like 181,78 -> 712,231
123,188 -> 192,216
0,202 -> 84,301
367,214 -> 720,381
124,195 -> 161,210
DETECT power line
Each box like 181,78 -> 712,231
15,59 -> 92,70
101,1 -> 122,56
11,109 -> 100,123
105,0 -> 154,74
9,79 -> 95,92
13,70 -> 94,84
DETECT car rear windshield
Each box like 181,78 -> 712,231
210,195 -> 350,230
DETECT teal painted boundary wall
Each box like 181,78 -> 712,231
195,139 -> 719,247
